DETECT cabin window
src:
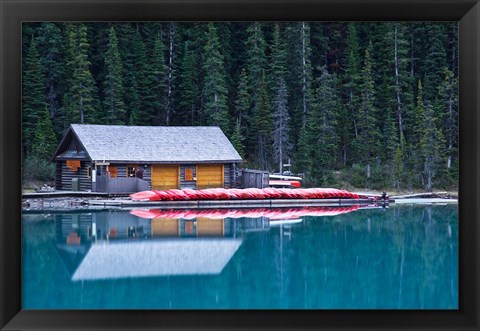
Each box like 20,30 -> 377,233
185,168 -> 193,181
87,166 -> 92,178
66,160 -> 80,171
109,166 -> 118,178
127,165 -> 137,177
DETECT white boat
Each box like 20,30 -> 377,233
269,174 -> 303,181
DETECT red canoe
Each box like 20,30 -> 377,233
130,187 -> 362,201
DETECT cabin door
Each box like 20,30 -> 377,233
196,164 -> 224,189
151,165 -> 179,190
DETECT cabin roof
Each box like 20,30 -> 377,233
56,124 -> 243,163
71,239 -> 243,281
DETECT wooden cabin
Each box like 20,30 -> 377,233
52,124 -> 243,192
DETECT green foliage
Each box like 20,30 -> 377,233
62,24 -> 98,125
251,72 -> 272,170
230,118 -> 246,159
353,41 -> 381,185
103,27 -> 126,124
23,156 -> 55,182
32,106 -> 57,160
21,22 -> 458,190
23,36 -> 46,155
309,67 -> 339,185
203,23 -> 230,133
144,34 -> 168,125
36,22 -> 66,136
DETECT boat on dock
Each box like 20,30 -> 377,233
268,175 -> 302,188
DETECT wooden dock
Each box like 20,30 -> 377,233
22,191 -> 113,199
88,198 -> 381,209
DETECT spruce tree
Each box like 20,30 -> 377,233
411,80 -> 427,187
23,36 -> 46,155
340,23 -> 361,165
36,23 -> 65,129
245,23 -> 268,158
270,23 -> 291,173
115,23 -> 152,125
309,67 -> 339,185
62,24 -> 98,125
437,68 -> 458,172
32,105 -> 57,160
178,41 -> 200,125
230,118 -> 246,159
234,68 -> 249,128
285,22 -> 314,145
202,23 -> 230,133
354,41 -> 380,183
252,72 -> 272,170
272,78 -> 291,174
103,27 -> 126,124
144,34 -> 168,125
420,103 -> 446,191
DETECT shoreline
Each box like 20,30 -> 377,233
21,191 -> 458,211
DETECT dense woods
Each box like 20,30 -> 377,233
22,22 -> 458,191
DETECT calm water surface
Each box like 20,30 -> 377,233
22,204 -> 458,309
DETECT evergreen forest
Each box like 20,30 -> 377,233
22,22 -> 458,192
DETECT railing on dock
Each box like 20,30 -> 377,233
93,176 -> 149,194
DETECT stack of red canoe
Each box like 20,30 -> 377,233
130,206 -> 359,220
130,187 -> 360,201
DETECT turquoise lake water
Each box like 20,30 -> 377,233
22,204 -> 458,309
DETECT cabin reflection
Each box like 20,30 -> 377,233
53,206 -> 363,281
53,212 -> 273,281
54,212 -> 272,245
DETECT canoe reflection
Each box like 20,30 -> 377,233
130,205 -> 360,220
54,206 -> 364,281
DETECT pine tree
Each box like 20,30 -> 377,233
234,68 -> 249,128
36,23 -> 65,128
178,41 -> 200,125
420,102 -> 446,191
295,125 -> 313,179
285,22 -> 314,146
230,118 -> 246,159
269,23 -> 287,92
251,72 -> 272,170
62,24 -> 98,125
437,68 -> 458,172
411,79 -> 427,187
144,34 -> 168,125
272,78 -> 291,174
423,24 -> 448,109
115,23 -> 152,125
23,36 -> 46,155
32,105 -> 57,160
339,23 -> 361,165
165,22 -> 177,125
245,23 -> 268,158
354,41 -> 380,183
392,22 -> 412,149
309,67 -> 339,185
202,23 -> 230,133
269,24 -> 291,173
392,137 -> 404,191
103,27 -> 126,124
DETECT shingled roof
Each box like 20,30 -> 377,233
57,124 -> 243,163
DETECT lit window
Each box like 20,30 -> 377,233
127,166 -> 137,177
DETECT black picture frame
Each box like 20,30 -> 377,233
1,0 -> 479,330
